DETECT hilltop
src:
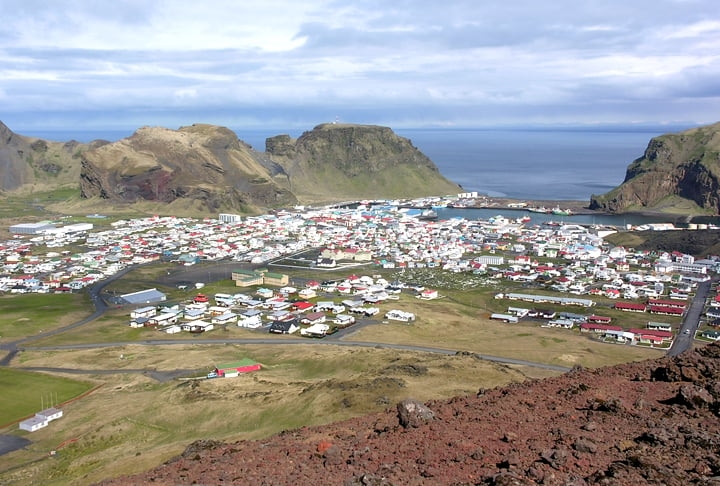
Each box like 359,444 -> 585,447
589,122 -> 720,215
0,121 -> 87,194
79,123 -> 297,214
100,343 -> 720,485
267,123 -> 462,203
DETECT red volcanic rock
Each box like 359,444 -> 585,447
98,344 -> 720,485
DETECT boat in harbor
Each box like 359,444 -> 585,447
528,206 -> 550,213
419,209 -> 439,221
552,206 -> 573,216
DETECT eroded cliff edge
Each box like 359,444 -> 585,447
589,122 -> 720,214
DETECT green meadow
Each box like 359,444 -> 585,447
0,368 -> 94,427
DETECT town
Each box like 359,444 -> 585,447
3,194 -> 720,352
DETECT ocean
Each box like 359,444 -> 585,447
394,128 -> 669,201
25,126 -> 678,202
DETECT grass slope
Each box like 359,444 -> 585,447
604,229 -> 720,258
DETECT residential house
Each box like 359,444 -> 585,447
300,311 -> 326,325
130,306 -> 156,319
211,312 -> 238,325
238,310 -> 263,329
614,302 -> 647,313
300,323 -> 331,337
297,288 -> 317,299
269,319 -> 300,334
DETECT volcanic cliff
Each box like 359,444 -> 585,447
0,121 -> 85,193
267,123 -> 461,203
589,122 -> 720,214
99,343 -> 720,485
79,124 -> 297,212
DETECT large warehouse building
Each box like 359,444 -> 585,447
9,222 -> 56,235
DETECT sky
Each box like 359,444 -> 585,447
1,0 -> 719,134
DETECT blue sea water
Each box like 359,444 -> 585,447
24,126 -> 676,202
234,127 -> 674,202
236,127 -> 674,202
394,128 -> 668,201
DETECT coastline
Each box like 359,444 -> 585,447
451,195 -> 716,224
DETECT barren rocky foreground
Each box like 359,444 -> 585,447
99,343 -> 720,485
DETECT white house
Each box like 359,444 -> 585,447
238,314 -> 263,329
211,312 -> 238,325
385,310 -> 416,322
19,407 -> 63,432
36,407 -> 63,422
301,323 -> 330,337
130,306 -> 156,319
19,416 -> 48,432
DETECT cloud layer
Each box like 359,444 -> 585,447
1,0 -> 718,131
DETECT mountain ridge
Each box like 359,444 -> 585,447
0,121 -> 461,214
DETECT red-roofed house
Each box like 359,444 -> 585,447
614,302 -> 647,312
648,299 -> 687,310
291,301 -> 314,312
648,305 -> 684,316
580,323 -> 623,333
628,328 -> 673,345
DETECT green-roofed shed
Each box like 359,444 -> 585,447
215,358 -> 261,376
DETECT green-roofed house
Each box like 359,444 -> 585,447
231,269 -> 264,287
215,358 -> 261,377
263,271 -> 289,286
702,330 -> 720,341
231,269 -> 289,287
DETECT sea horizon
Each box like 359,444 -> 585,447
17,125 -> 696,203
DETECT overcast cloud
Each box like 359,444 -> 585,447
1,0 -> 718,132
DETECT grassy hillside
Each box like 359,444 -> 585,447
604,229 -> 720,257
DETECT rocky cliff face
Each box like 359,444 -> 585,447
99,343 -> 720,485
589,122 -> 720,214
0,121 -> 83,192
79,124 -> 297,212
267,123 -> 461,202
79,122 -> 461,211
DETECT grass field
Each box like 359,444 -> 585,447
0,368 -> 94,426
0,293 -> 92,342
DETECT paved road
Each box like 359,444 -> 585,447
18,338 -> 573,374
667,277 -> 714,357
16,366 -> 197,383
